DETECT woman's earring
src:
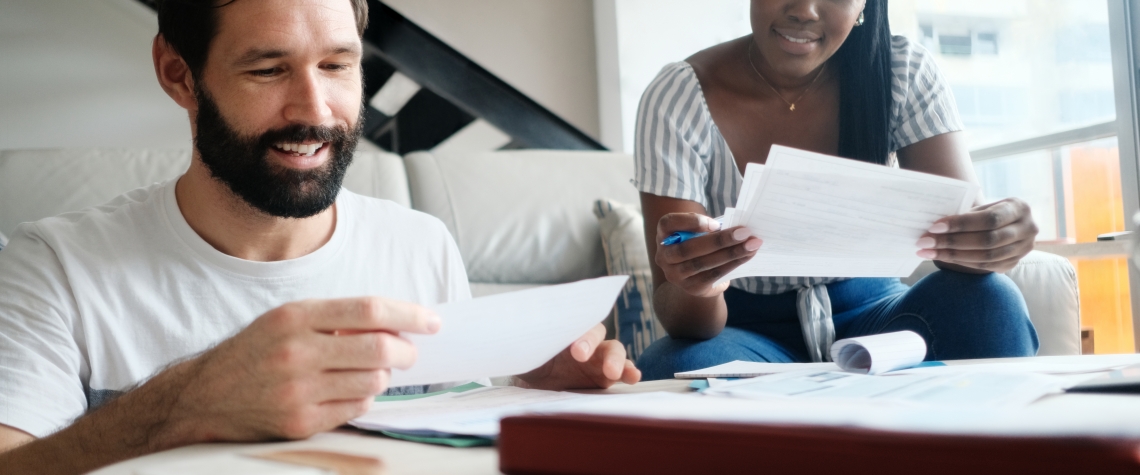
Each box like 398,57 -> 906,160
856,11 -> 865,26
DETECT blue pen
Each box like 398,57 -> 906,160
661,216 -> 725,246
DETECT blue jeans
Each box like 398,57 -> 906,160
637,271 -> 1040,381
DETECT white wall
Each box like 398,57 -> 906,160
0,0 -> 602,151
0,0 -> 192,150
594,0 -> 753,153
382,0 -> 601,140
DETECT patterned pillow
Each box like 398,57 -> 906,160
592,199 -> 666,361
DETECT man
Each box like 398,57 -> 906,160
0,0 -> 641,472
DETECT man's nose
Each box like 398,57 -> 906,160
283,70 -> 333,126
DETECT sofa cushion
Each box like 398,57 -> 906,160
0,148 -> 410,237
901,251 -> 1080,356
404,150 -> 640,285
593,199 -> 664,361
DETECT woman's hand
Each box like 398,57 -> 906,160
915,198 -> 1038,273
655,213 -> 762,298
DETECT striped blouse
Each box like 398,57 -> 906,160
633,36 -> 964,361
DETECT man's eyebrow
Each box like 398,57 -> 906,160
231,44 -> 361,67
233,48 -> 290,67
327,44 -> 362,56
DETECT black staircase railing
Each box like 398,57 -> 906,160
134,0 -> 607,153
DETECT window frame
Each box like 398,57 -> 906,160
1107,0 -> 1140,350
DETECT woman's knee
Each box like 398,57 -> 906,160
907,270 -> 1038,357
635,328 -> 794,381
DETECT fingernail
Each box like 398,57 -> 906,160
916,249 -> 937,259
928,222 -> 949,234
732,228 -> 751,241
576,340 -> 590,354
744,238 -> 762,252
426,313 -> 442,332
915,237 -> 936,249
710,219 -> 723,231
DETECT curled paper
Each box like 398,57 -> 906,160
830,331 -> 927,375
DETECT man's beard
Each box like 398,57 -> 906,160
193,85 -> 362,219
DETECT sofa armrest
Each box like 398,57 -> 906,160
901,250 -> 1080,356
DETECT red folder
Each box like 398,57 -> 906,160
499,414 -> 1140,474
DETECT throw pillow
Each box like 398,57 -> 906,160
593,199 -> 666,361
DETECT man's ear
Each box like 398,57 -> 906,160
152,34 -> 198,111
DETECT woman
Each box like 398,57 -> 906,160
634,0 -> 1040,380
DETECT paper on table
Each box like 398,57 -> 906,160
389,276 -> 628,388
351,386 -> 613,438
675,331 -> 927,378
705,369 -> 1065,408
675,360 -> 840,379
830,331 -> 927,375
722,145 -> 977,279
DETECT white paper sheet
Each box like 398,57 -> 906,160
888,353 -> 1140,376
830,331 -> 927,375
704,369 -> 1065,408
674,360 -> 841,379
389,276 -> 628,387
350,386 -> 618,438
530,390 -> 1140,439
721,145 -> 977,279
676,331 -> 928,378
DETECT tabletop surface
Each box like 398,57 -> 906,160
92,357 -> 1140,475
92,379 -> 689,475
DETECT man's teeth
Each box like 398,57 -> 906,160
275,143 -> 324,156
781,33 -> 814,44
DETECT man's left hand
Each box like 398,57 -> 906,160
513,324 -> 641,390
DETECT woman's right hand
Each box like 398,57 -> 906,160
654,213 -> 762,298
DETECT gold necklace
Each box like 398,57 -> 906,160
746,41 -> 826,111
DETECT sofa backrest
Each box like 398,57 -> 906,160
404,150 -> 639,294
0,147 -> 410,237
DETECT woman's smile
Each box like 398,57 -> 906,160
773,27 -> 822,55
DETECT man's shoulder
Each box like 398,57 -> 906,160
19,181 -> 169,249
339,189 -> 452,238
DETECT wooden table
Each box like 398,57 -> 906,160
92,355 -> 1140,474
91,380 -> 691,475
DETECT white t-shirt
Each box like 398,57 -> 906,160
0,179 -> 471,438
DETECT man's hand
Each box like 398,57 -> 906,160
513,324 -> 641,390
0,297 -> 439,474
167,297 -> 441,443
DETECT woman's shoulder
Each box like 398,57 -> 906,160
638,61 -> 708,122
888,35 -> 942,84
642,61 -> 701,100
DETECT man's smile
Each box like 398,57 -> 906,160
270,141 -> 331,169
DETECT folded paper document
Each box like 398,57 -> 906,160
676,331 -> 929,378
389,276 -> 627,387
720,145 -> 978,279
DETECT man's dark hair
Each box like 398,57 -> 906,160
156,0 -> 369,79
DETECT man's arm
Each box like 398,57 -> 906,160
0,297 -> 440,474
0,424 -> 32,453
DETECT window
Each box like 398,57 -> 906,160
894,0 -> 1135,354
597,0 -> 1140,354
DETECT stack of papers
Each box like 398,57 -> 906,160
719,145 -> 978,279
351,385 -> 617,438
676,330 -> 931,378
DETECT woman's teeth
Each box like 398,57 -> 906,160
780,33 -> 815,44
275,142 -> 324,156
